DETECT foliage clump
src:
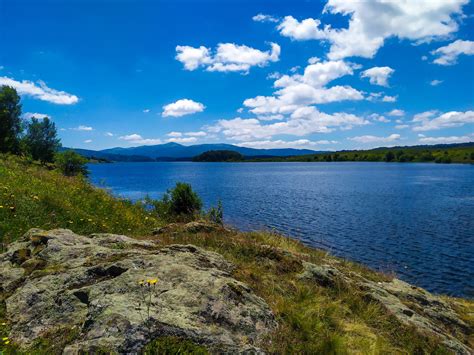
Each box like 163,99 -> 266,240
55,150 -> 89,176
193,150 -> 244,162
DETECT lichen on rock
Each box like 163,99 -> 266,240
0,229 -> 276,353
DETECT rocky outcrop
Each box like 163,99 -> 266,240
0,229 -> 276,353
152,221 -> 229,235
298,261 -> 472,354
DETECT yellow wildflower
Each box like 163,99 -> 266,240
4,340 -> 10,345
147,278 -> 158,285
2,337 -> 8,341
88,218 -> 92,222
0,205 -> 3,208
1,322 -> 6,325
33,195 -> 39,200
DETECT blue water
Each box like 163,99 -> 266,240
88,162 -> 474,298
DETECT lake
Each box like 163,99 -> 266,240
88,162 -> 474,298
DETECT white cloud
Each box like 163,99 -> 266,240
119,134 -> 162,145
419,135 -> 473,144
162,99 -> 205,117
210,107 -> 368,141
388,109 -> 405,117
412,110 -> 474,131
176,42 -> 280,73
369,113 -> 390,123
73,125 -> 93,131
252,14 -> 278,23
184,131 -> 207,137
167,137 -> 197,144
143,109 -> 150,113
277,1 -> 467,60
431,40 -> 474,65
236,139 -> 335,149
0,77 -> 79,104
23,112 -> 50,120
167,131 -> 182,137
105,132 -> 114,137
349,134 -> 401,144
382,95 -> 397,102
84,139 -> 92,143
361,66 -> 394,87
430,79 -> 443,86
308,57 -> 320,64
244,60 -> 363,116
395,124 -> 410,129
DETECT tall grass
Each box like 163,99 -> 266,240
0,154 -> 161,245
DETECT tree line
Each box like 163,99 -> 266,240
0,85 -> 87,176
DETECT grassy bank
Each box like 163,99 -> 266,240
0,154 -> 162,246
0,154 -> 472,353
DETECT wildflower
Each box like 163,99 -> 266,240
2,337 -> 8,341
138,280 -> 145,286
88,218 -> 92,222
33,195 -> 39,200
68,221 -> 74,224
4,340 -> 10,345
0,206 -> 3,208
147,278 -> 158,285
1,322 -> 6,325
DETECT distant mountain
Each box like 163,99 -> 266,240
58,147 -> 154,162
100,143 -> 318,160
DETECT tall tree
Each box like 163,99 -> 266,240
0,86 -> 23,154
25,117 -> 61,163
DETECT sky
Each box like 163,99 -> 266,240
1,0 -> 473,151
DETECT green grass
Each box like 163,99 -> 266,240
1,154 -> 472,354
0,154 -> 162,246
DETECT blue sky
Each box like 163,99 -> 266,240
1,0 -> 473,151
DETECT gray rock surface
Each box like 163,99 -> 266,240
299,262 -> 472,354
0,229 -> 276,354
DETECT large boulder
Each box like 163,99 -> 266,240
0,229 -> 276,353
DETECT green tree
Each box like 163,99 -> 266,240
0,86 -> 23,154
55,150 -> 89,176
24,117 -> 61,163
384,151 -> 395,162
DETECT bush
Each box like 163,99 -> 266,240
207,200 -> 223,225
55,151 -> 89,176
148,182 -> 202,221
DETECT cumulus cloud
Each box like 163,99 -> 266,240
73,125 -> 93,131
209,107 -> 368,142
430,79 -> 443,86
252,14 -> 278,23
388,109 -> 405,117
119,134 -> 162,145
418,135 -> 473,144
23,112 -> 50,120
349,134 -> 401,144
162,99 -> 205,117
244,60 -> 363,116
431,40 -> 474,65
412,110 -> 474,131
105,132 -> 114,137
84,139 -> 92,143
395,124 -> 410,129
236,139 -> 336,149
167,137 -> 197,144
361,67 -> 394,87
184,131 -> 207,137
369,113 -> 390,123
167,131 -> 182,137
176,43 -> 280,73
382,95 -> 397,103
143,109 -> 150,113
0,77 -> 78,104
277,1 -> 467,60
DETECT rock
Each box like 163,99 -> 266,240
298,262 -> 472,354
0,229 -> 276,354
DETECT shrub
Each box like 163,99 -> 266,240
148,183 -> 202,221
207,200 -> 223,225
0,86 -> 22,154
55,151 -> 89,176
